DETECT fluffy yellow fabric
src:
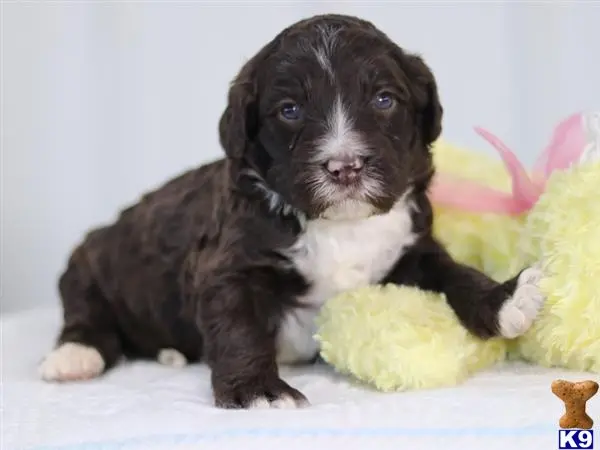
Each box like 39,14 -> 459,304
315,284 -> 507,392
512,161 -> 600,372
430,140 -> 524,281
315,139 -> 599,392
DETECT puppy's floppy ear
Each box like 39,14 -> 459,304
218,65 -> 258,160
219,38 -> 281,160
402,54 -> 444,146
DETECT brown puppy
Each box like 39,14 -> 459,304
40,14 -> 545,409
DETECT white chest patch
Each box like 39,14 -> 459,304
276,197 -> 417,364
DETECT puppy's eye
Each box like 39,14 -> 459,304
279,102 -> 303,122
373,92 -> 395,111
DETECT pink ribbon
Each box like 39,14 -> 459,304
429,113 -> 587,215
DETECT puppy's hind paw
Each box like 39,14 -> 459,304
39,342 -> 105,382
157,348 -> 188,368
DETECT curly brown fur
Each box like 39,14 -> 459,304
40,14 -> 543,409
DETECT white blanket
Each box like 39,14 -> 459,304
3,307 -> 598,450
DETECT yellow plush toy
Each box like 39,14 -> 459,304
315,112 -> 600,392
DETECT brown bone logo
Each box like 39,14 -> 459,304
551,379 -> 599,430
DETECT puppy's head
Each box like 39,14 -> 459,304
219,14 -> 442,220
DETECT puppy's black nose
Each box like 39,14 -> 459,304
325,157 -> 364,184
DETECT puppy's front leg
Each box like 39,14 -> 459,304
195,269 -> 309,409
384,237 -> 545,339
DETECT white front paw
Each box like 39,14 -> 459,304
248,393 -> 308,410
498,265 -> 546,339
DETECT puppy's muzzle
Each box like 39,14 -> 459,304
324,156 -> 365,185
